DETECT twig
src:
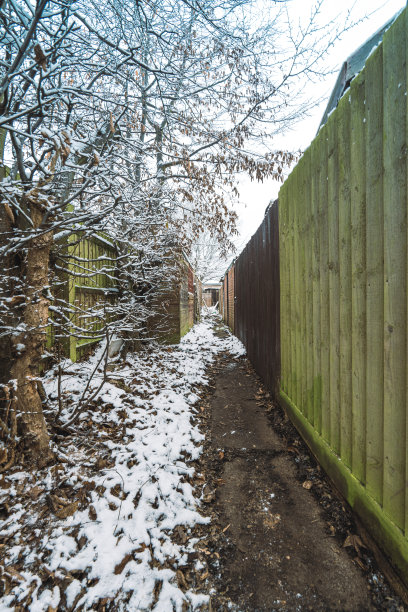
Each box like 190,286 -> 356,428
56,342 -> 63,417
0,385 -> 17,473
59,329 -> 110,428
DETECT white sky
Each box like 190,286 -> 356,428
231,0 -> 406,258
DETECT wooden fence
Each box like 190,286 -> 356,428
220,263 -> 235,331
221,8 -> 408,587
279,8 -> 408,586
50,237 -> 201,361
234,201 -> 280,394
50,232 -> 118,362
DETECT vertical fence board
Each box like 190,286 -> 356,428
383,15 -> 407,530
302,151 -> 313,422
337,94 -> 352,468
293,167 -> 301,409
319,125 -> 330,441
365,44 -> 384,505
406,5 -> 408,538
311,138 -> 320,430
291,169 -> 297,405
298,157 -> 307,415
289,176 -> 297,401
327,111 -> 340,454
280,185 -> 289,394
350,71 -> 367,484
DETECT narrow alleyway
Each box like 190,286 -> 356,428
201,322 -> 402,611
0,311 -> 404,610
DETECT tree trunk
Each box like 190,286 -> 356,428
0,194 -> 15,387
10,202 -> 54,466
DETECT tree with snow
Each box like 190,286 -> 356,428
0,0 -> 355,465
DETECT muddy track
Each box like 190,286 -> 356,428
197,325 -> 405,611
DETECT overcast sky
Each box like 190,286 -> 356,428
230,0 -> 405,260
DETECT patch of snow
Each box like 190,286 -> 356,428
0,309 -> 243,610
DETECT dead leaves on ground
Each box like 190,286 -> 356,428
263,513 -> 281,530
47,494 -> 79,519
27,485 -> 44,500
114,553 -> 133,575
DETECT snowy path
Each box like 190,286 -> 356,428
0,310 -> 244,611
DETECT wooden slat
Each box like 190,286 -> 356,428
297,156 -> 307,415
311,137 -> 321,433
383,13 -> 406,529
406,5 -> 408,538
289,176 -> 296,400
337,93 -> 352,469
350,70 -> 367,484
293,165 -> 301,409
365,44 -> 384,505
303,150 -> 313,423
327,111 -> 340,454
279,184 -> 288,394
319,124 -> 330,442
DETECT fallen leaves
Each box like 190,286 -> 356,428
343,534 -> 366,553
302,480 -> 313,490
176,569 -> 189,591
202,485 -> 216,504
47,494 -> 79,519
263,513 -> 281,530
27,485 -> 44,501
55,501 -> 79,519
114,553 -> 133,575
88,504 -> 97,521
173,525 -> 188,544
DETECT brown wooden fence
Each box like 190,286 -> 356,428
234,200 -> 280,394
220,263 -> 235,331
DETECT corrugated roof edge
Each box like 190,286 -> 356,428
318,8 -> 403,131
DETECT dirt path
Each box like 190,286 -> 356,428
199,325 -> 404,611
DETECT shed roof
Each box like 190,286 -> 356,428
318,9 -> 403,130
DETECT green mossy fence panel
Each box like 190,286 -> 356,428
279,183 -> 289,396
50,232 -> 118,362
350,70 -> 367,485
298,156 -> 307,417
293,165 -> 300,409
337,93 -> 352,471
365,44 -> 384,507
284,181 -> 291,399
278,7 -> 408,586
303,152 -> 313,423
405,6 -> 408,540
327,111 -> 340,455
287,176 -> 296,397
319,124 -> 330,443
311,137 -> 321,432
383,11 -> 407,531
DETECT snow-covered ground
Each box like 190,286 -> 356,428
0,309 -> 244,611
